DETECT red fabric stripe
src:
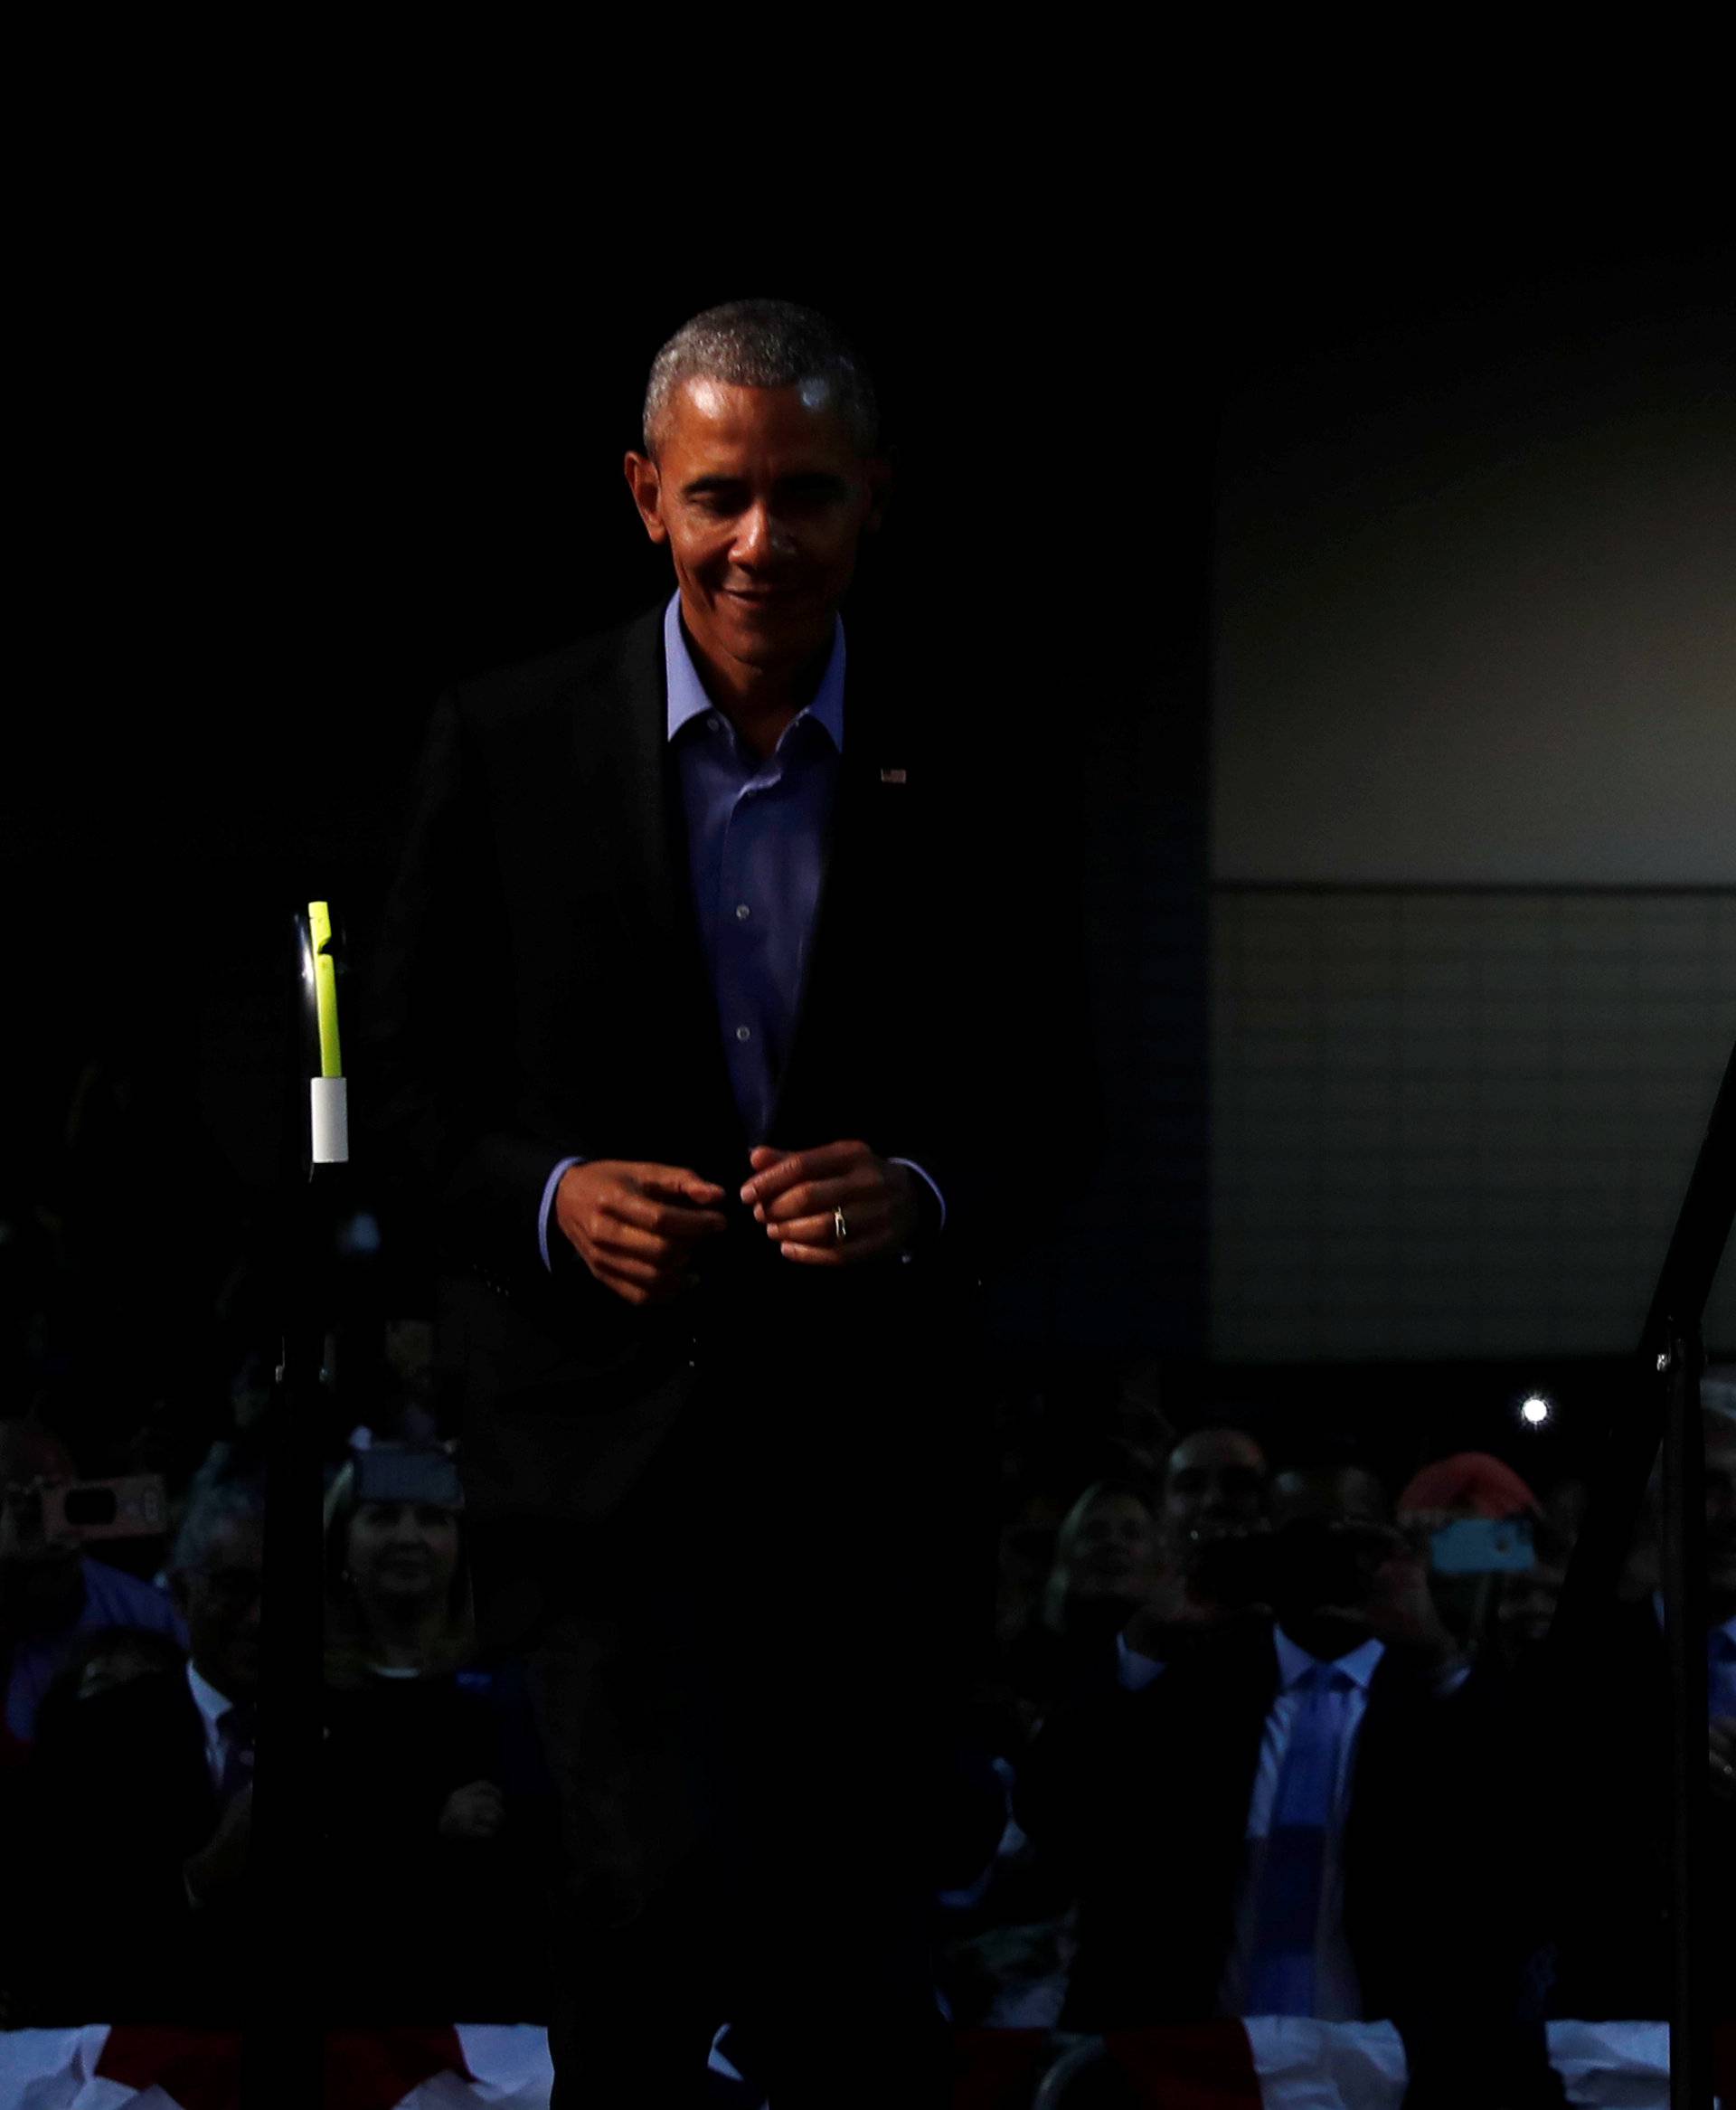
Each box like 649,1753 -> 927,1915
1104,2024 -> 1265,2109
324,2026 -> 476,2110
95,2025 -> 243,2110
952,2028 -> 1056,2109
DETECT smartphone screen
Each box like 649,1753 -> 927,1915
1429,1518 -> 1534,1575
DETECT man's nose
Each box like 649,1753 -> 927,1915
734,504 -> 794,565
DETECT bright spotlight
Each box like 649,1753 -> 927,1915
1520,1395 -> 1552,1427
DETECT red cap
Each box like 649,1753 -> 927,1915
1398,1452 -> 1543,1519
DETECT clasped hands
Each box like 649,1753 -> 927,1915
555,1140 -> 921,1308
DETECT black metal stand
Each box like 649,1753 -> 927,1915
235,911 -> 342,2108
1553,1041 -> 1735,2110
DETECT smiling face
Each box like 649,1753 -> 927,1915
345,1499 -> 461,1614
625,376 -> 885,680
1068,1490 -> 1157,1600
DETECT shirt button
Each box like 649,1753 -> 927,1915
736,1026 -> 751,1042
735,904 -> 751,921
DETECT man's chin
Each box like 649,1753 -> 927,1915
1280,1609 -> 1370,1654
698,597 -> 831,664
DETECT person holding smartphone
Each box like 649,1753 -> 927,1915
1015,1451 -> 1560,2107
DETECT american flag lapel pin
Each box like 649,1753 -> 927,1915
879,767 -> 907,783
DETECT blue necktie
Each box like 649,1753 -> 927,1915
1710,1628 -> 1736,1723
1243,1661 -> 1349,2017
217,1702 -> 256,1804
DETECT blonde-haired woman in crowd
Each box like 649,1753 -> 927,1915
319,1443 -> 557,2026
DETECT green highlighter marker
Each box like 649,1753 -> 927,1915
308,901 -> 349,1163
310,900 -> 343,1078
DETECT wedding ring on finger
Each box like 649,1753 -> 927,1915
834,1206 -> 849,1243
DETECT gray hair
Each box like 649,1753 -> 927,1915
642,298 -> 879,459
168,1476 -> 267,1576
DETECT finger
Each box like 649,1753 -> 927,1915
741,1140 -> 871,1205
580,1240 -> 669,1283
590,1214 -> 717,1263
632,1165 -> 728,1206
606,1190 -> 727,1238
760,1174 -> 882,1226
765,1199 -> 893,1245
778,1225 -> 898,1265
588,1259 -> 680,1307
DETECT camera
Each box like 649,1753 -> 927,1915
4,1475 -> 170,1545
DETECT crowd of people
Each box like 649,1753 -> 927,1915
3,1143 -> 1734,2068
3,1335 -> 1733,2061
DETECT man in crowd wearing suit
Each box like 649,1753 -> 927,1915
4,1480 -> 263,2025
1015,1453 -> 1561,2106
366,299 -> 1092,2107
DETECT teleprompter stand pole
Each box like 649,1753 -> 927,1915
1552,1040 -> 1734,2110
236,906 -> 347,2108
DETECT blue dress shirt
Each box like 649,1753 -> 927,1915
538,593 -> 944,1270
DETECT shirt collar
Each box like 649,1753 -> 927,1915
1273,1623 -> 1385,1692
663,591 -> 845,754
185,1658 -> 239,1733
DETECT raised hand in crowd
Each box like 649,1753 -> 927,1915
1310,1519 -> 1466,1677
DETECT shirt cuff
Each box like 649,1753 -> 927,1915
540,1157 -> 585,1273
888,1159 -> 946,1235
1115,1629 -> 1167,1693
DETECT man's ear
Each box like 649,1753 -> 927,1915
623,450 -> 668,544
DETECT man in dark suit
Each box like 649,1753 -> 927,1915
1014,1458 -> 1561,2107
365,300 -> 1092,2107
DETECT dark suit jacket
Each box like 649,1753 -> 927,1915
1013,1622 -> 1532,2037
363,601 -> 1093,1633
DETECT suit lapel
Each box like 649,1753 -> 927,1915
764,639 -> 917,1142
576,601 -> 744,1156
577,603 -> 684,954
